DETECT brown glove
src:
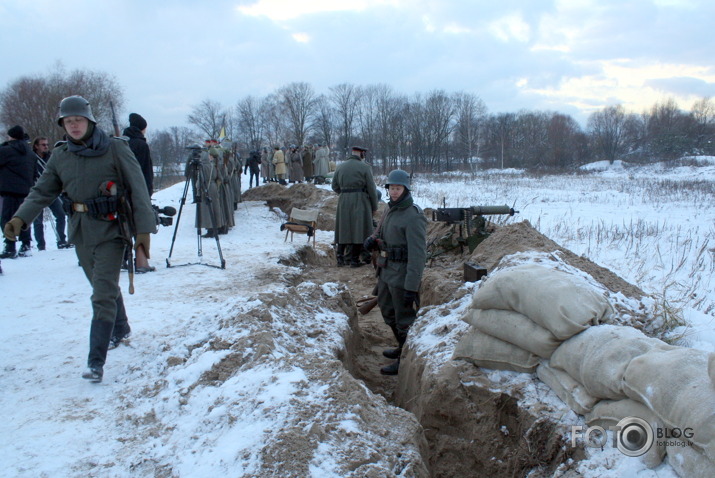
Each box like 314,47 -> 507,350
3,217 -> 24,241
134,233 -> 151,259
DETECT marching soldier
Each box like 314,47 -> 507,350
3,96 -> 156,382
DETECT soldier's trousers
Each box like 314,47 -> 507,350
377,278 -> 417,346
75,238 -> 126,368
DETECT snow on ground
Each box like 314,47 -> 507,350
2,159 -> 714,477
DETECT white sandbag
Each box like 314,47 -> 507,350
472,264 -> 613,340
453,327 -> 539,373
623,347 -> 715,464
585,399 -> 666,469
550,325 -> 672,400
465,308 -> 561,359
536,362 -> 598,415
667,443 -> 715,478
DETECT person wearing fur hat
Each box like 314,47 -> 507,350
3,96 -> 156,382
0,124 -> 34,259
122,112 -> 154,273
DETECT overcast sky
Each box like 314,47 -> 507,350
1,0 -> 714,132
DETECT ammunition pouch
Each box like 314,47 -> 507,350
386,246 -> 408,262
84,195 -> 120,219
377,245 -> 409,264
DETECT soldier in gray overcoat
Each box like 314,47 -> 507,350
4,96 -> 156,383
288,145 -> 303,183
331,146 -> 378,267
313,143 -> 329,183
363,169 -> 427,376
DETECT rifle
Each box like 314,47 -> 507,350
109,101 -> 136,294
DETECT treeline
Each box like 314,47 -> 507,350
2,66 -> 714,181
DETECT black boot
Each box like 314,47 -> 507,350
336,244 -> 346,267
109,296 -> 131,349
350,243 -> 364,267
382,347 -> 402,359
380,359 -> 400,375
85,320 -> 114,382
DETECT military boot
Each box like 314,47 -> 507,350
380,359 -> 400,375
382,347 -> 402,360
85,320 -> 114,382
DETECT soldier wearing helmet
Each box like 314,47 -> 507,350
4,95 -> 156,383
362,169 -> 427,375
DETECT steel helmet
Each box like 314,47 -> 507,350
385,169 -> 410,190
57,95 -> 96,126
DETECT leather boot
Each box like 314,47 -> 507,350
336,244 -> 346,267
350,244 -> 364,267
86,319 -> 114,381
380,359 -> 400,375
382,347 -> 402,360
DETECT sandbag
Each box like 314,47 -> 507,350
536,362 -> 598,415
471,264 -> 613,340
453,327 -> 539,373
623,347 -> 715,464
550,325 -> 672,400
667,443 -> 715,478
464,308 -> 561,359
585,399 -> 666,469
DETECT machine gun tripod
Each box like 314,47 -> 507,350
166,146 -> 226,269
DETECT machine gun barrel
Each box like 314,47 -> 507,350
433,205 -> 518,223
470,205 -> 517,216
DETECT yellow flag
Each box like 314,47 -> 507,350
218,127 -> 226,141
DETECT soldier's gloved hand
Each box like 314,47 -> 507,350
403,290 -> 418,309
134,233 -> 151,259
3,217 -> 24,241
363,236 -> 377,251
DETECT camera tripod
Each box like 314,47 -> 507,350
166,154 -> 226,269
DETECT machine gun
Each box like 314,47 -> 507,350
428,205 -> 518,258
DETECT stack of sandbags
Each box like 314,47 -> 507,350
453,263 -> 613,374
623,347 -> 715,472
585,399 -> 667,469
549,325 -> 674,400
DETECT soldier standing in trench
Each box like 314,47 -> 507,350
331,146 -> 378,267
4,95 -> 156,382
363,169 -> 427,375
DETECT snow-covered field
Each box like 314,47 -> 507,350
2,159 -> 713,477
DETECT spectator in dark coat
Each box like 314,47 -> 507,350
0,125 -> 34,258
244,150 -> 261,188
122,113 -> 153,196
123,113 -> 154,273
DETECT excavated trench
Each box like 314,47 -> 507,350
248,184 -> 612,477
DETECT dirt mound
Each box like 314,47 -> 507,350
470,220 -> 645,299
242,183 -> 338,231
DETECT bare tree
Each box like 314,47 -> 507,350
236,96 -> 264,151
691,96 -> 715,155
452,92 -> 488,169
278,82 -> 316,146
311,94 -> 335,147
187,99 -> 225,140
587,105 -> 631,164
150,126 -> 197,189
330,83 -> 361,153
0,63 -> 123,144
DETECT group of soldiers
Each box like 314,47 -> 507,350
184,139 -> 242,238
258,143 -> 332,185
